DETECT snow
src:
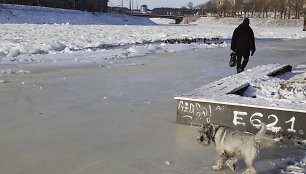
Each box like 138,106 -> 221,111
281,157 -> 306,174
0,4 -> 156,25
0,4 -> 305,64
0,4 -> 305,107
149,18 -> 176,24
175,64 -> 306,111
0,4 -> 305,111
245,65 -> 306,103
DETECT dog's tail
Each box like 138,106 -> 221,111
255,122 -> 266,142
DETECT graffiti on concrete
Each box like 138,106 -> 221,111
178,100 -> 212,125
233,111 -> 297,133
177,100 -> 301,135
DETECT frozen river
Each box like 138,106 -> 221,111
0,38 -> 305,174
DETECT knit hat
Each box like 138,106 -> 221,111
243,18 -> 250,25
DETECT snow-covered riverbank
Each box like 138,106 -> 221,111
0,4 -> 305,65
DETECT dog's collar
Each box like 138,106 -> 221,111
213,126 -> 221,137
211,126 -> 221,144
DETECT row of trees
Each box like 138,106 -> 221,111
195,0 -> 306,19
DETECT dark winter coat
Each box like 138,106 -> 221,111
231,20 -> 256,57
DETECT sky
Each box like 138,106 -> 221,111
108,0 -> 209,9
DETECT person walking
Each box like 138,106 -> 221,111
231,18 -> 256,73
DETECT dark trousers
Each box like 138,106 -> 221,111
236,56 -> 249,73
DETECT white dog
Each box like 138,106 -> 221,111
197,122 -> 266,174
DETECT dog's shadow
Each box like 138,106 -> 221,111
233,138 -> 305,174
232,152 -> 280,174
230,152 -> 281,174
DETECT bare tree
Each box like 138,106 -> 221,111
269,0 -> 278,18
187,2 -> 194,10
203,0 -> 306,19
253,0 -> 269,17
286,0 -> 292,19
262,0 -> 272,18
218,0 -> 235,17
180,6 -> 193,15
242,0 -> 253,17
279,0 -> 288,19
234,0 -> 243,17
292,0 -> 305,18
204,1 -> 218,14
